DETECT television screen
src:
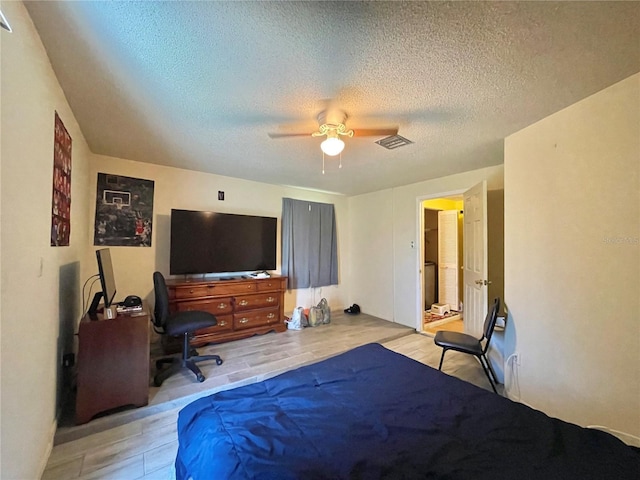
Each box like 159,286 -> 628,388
170,209 -> 277,275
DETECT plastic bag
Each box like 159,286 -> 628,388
286,306 -> 307,330
308,306 -> 323,327
317,298 -> 331,324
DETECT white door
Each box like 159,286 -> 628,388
437,210 -> 459,310
463,181 -> 488,336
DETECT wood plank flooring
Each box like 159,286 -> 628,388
423,318 -> 465,335
45,312 -> 500,480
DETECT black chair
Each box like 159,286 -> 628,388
434,297 -> 501,393
152,271 -> 223,386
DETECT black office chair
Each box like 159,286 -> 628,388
434,297 -> 501,393
152,271 -> 223,386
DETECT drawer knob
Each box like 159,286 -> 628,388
189,289 -> 194,294
219,320 -> 227,327
239,300 -> 249,306
217,303 -> 227,309
267,296 -> 275,303
239,318 -> 249,324
267,313 -> 275,319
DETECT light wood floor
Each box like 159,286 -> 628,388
423,318 -> 465,335
44,312 -> 501,480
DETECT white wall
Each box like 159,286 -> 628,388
504,73 -> 639,436
348,165 -> 504,327
0,2 -> 92,478
87,155 -> 349,316
347,189 -> 395,320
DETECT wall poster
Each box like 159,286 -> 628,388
93,173 -> 154,247
51,112 -> 72,246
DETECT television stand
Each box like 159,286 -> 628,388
163,275 -> 287,353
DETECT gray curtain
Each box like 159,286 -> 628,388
281,198 -> 338,289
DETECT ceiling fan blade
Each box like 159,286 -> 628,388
351,128 -> 399,137
267,132 -> 313,139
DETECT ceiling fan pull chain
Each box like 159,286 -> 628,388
322,152 -> 325,175
339,152 -> 342,169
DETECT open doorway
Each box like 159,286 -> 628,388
421,196 -> 464,335
418,186 -> 504,339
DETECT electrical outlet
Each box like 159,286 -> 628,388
62,353 -> 75,368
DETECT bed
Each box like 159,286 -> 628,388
176,343 -> 639,479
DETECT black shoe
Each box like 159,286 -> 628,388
344,304 -> 361,314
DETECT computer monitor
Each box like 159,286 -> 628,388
88,248 -> 117,319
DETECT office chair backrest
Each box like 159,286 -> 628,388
153,271 -> 170,330
481,297 -> 501,352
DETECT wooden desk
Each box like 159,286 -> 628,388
76,307 -> 150,424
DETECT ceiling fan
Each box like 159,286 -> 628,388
268,109 -> 398,158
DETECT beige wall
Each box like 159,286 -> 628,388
487,189 -> 505,313
1,2 -> 92,478
504,73 -> 639,437
87,156 -> 349,316
348,165 -> 504,328
347,189 -> 395,320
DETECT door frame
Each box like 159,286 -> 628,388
415,189 -> 465,333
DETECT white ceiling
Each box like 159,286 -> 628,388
25,1 -> 640,196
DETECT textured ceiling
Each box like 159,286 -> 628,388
25,1 -> 640,196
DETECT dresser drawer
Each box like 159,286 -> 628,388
175,298 -> 233,315
256,278 -> 286,292
233,307 -> 280,330
174,285 -> 212,299
194,315 -> 233,335
234,293 -> 279,311
174,281 -> 257,299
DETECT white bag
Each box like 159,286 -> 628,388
286,306 -> 307,330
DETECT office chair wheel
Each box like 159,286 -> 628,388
196,373 -> 205,383
216,358 -> 223,366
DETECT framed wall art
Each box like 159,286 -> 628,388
51,112 -> 72,246
93,173 -> 154,247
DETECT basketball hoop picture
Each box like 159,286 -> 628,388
104,190 -> 131,209
93,173 -> 154,246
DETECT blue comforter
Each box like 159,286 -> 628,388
176,343 -> 639,479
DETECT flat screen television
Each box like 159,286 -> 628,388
88,248 -> 118,318
170,209 -> 277,275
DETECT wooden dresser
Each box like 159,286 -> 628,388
164,275 -> 287,351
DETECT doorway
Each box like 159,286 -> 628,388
421,196 -> 464,335
418,184 -> 504,338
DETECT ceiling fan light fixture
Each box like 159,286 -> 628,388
320,132 -> 345,156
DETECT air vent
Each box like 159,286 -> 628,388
375,135 -> 413,150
